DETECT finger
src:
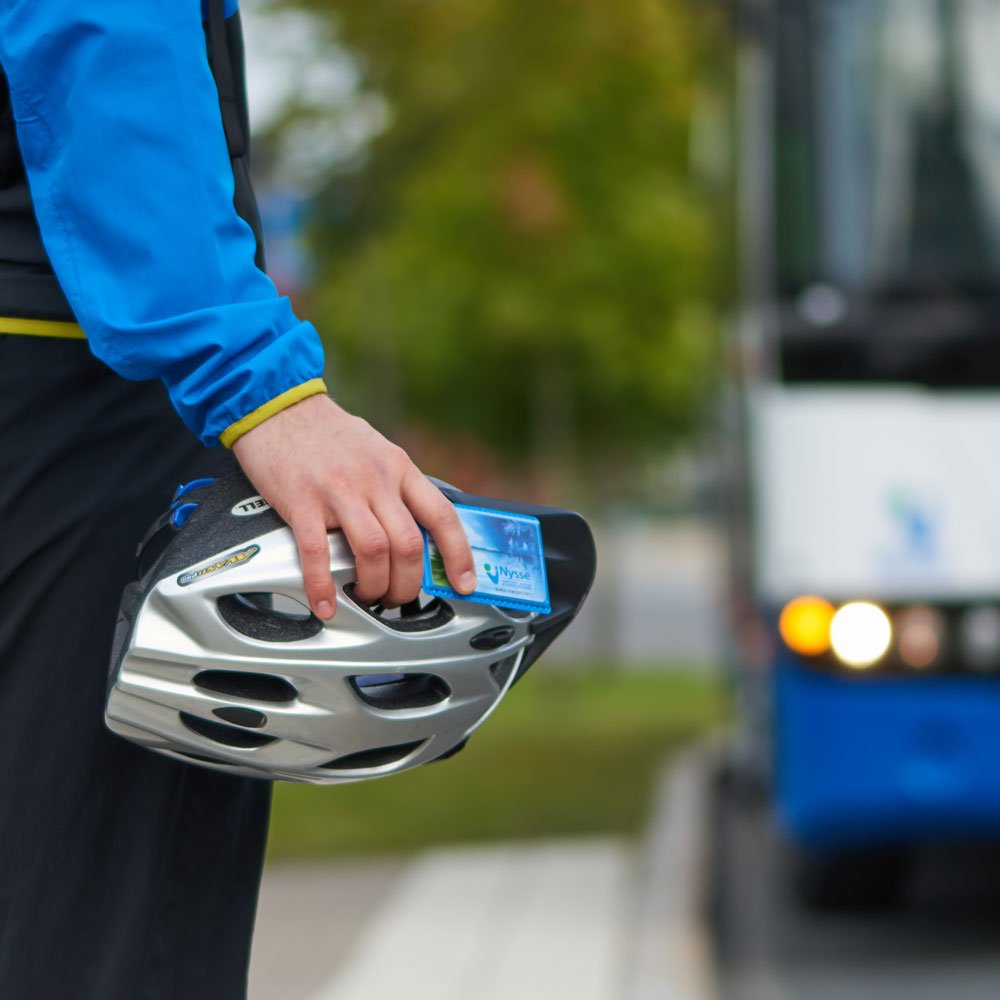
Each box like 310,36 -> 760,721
401,474 -> 476,594
339,504 -> 391,604
373,501 -> 426,607
290,512 -> 336,619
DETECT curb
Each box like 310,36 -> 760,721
626,739 -> 723,1000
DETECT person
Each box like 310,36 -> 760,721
0,1 -> 475,996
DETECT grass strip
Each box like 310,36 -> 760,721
267,666 -> 727,859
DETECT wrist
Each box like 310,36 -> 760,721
221,378 -> 328,448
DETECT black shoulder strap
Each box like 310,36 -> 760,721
207,0 -> 248,160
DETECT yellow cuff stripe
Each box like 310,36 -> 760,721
220,378 -> 328,448
0,317 -> 86,339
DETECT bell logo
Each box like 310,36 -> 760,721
231,495 -> 271,517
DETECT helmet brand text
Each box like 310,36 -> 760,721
231,496 -> 271,517
177,544 -> 261,587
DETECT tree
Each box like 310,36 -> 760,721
270,0 -> 730,491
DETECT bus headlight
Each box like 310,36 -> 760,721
778,595 -> 835,656
830,602 -> 892,669
960,607 -> 1000,672
895,605 -> 945,670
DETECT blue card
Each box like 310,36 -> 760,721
423,504 -> 551,614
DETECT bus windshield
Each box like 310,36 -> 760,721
776,0 -> 1000,299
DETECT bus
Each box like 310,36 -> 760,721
728,0 -> 1000,906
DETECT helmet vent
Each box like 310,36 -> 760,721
180,712 -> 277,749
471,626 -> 516,650
217,593 -> 324,643
213,706 -> 267,728
320,740 -> 425,770
501,607 -> 532,620
489,655 -> 520,689
193,670 -> 297,703
349,673 -> 450,710
344,585 -> 455,633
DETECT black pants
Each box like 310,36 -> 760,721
0,336 -> 271,999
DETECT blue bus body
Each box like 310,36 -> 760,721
776,655 -> 1000,850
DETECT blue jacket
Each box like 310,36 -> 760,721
0,0 -> 326,447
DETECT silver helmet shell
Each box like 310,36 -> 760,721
106,471 -> 595,784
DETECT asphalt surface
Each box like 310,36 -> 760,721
711,776 -> 1000,1000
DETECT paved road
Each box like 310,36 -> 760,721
711,778 -> 1000,1000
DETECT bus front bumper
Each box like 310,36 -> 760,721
776,658 -> 1000,849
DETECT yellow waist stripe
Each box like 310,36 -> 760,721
0,317 -> 86,339
0,319 -> 327,449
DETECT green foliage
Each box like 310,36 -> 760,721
267,668 -> 727,858
281,0 -> 730,472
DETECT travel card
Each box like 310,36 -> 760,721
423,504 -> 551,614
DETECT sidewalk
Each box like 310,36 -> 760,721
251,840 -> 632,1000
250,747 -> 719,1000
249,858 -> 405,1000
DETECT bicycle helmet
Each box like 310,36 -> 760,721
106,469 -> 596,783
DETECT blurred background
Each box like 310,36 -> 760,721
239,0 -> 1000,997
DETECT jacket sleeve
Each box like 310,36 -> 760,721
0,0 -> 326,447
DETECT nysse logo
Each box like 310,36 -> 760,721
483,561 -> 531,587
177,544 -> 260,587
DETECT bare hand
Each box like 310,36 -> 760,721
232,394 -> 476,619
